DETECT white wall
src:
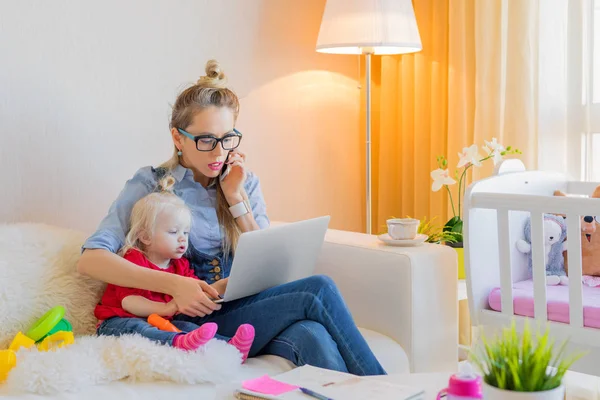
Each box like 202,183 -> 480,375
0,0 -> 363,234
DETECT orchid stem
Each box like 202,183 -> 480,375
462,167 -> 470,217
445,185 -> 456,217
458,166 -> 470,219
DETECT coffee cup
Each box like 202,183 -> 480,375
387,218 -> 420,240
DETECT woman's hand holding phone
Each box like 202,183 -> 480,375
220,150 -> 247,204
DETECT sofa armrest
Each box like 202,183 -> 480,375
314,228 -> 458,373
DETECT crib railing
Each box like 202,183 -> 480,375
469,192 -> 600,328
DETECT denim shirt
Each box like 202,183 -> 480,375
82,164 -> 270,282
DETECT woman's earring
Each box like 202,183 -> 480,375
177,150 -> 182,156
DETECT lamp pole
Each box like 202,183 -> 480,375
365,49 -> 373,234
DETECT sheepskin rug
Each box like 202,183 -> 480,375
0,223 -> 241,394
5,334 -> 242,395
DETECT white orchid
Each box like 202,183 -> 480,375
431,142 -> 520,241
484,137 -> 506,165
430,168 -> 456,192
457,144 -> 483,168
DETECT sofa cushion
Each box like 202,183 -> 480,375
358,327 -> 409,374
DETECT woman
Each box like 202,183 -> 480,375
77,59 -> 386,376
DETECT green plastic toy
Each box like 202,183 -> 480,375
26,306 -> 72,342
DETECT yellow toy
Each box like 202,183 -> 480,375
8,332 -> 35,352
37,331 -> 74,352
0,306 -> 76,383
0,350 -> 16,382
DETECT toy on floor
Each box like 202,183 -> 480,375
555,185 -> 600,286
0,306 -> 75,383
516,213 -> 568,285
148,314 -> 181,332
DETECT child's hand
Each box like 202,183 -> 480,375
211,278 -> 228,296
164,300 -> 178,316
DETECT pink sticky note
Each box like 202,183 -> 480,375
242,375 -> 300,395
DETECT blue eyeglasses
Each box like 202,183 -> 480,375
177,128 -> 242,152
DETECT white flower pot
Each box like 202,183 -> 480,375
482,382 -> 565,400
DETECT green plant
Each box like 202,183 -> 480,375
415,216 -> 461,244
469,320 -> 584,392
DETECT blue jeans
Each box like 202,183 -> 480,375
97,317 -> 232,345
175,275 -> 386,376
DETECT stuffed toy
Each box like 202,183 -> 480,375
516,213 -> 568,285
554,185 -> 600,286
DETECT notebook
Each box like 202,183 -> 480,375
234,365 -> 424,400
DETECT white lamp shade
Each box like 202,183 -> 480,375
316,0 -> 422,55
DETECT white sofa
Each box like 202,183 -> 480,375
0,223 -> 458,399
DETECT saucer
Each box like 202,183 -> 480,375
377,233 -> 428,246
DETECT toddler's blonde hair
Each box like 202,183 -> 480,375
120,175 -> 191,256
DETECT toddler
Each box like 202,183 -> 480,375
94,176 -> 254,361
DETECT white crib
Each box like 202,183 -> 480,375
464,160 -> 600,375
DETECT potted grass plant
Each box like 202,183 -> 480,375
470,321 -> 584,400
430,139 -> 521,278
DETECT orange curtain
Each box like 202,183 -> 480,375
365,0 -> 476,233
365,0 -> 541,234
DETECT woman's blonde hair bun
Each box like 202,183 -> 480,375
197,59 -> 228,88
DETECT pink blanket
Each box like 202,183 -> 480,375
488,280 -> 600,328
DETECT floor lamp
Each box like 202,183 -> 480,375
316,0 -> 422,234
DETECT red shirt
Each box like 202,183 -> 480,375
93,249 -> 198,321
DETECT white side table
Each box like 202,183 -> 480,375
370,372 -> 450,398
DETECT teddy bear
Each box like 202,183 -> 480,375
516,213 -> 568,285
554,185 -> 600,286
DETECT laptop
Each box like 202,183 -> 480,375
217,216 -> 330,303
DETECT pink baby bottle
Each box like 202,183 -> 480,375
436,362 -> 483,400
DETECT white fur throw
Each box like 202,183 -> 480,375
5,334 -> 241,395
0,223 -> 241,394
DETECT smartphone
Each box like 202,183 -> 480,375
219,165 -> 231,182
219,153 -> 232,182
